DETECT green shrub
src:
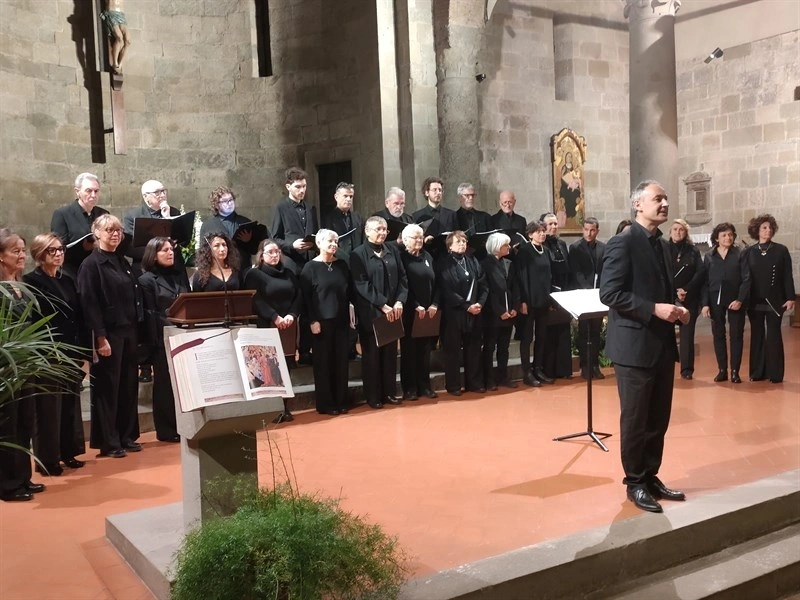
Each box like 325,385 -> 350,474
172,482 -> 407,600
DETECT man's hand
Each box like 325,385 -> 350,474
310,321 -> 321,335
467,303 -> 482,315
728,300 -> 742,311
236,229 -> 253,243
159,201 -> 172,219
701,306 -> 710,318
293,239 -> 314,250
783,299 -> 795,312
654,303 -> 689,324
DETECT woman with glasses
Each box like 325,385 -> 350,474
23,234 -> 88,475
77,214 -> 143,458
668,219 -> 704,380
244,239 -> 301,420
0,229 -> 47,501
200,187 -> 266,281
138,237 -> 189,442
190,232 -> 241,292
399,224 -> 439,400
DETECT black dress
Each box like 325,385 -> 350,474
745,242 -> 795,382
400,249 -> 439,396
436,251 -> 488,393
515,243 -> 552,375
669,240 -> 704,377
139,266 -> 190,441
22,268 -> 87,467
189,271 -> 241,292
543,236 -> 572,378
299,260 -> 352,413
244,262 -> 301,330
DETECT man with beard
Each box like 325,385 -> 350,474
600,180 -> 689,513
412,176 -> 458,258
373,187 -> 414,224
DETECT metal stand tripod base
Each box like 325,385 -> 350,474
553,430 -> 612,452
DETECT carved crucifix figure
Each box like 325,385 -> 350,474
101,0 -> 130,74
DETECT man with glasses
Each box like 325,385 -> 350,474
455,182 -> 491,260
51,172 -> 109,277
123,180 -> 181,276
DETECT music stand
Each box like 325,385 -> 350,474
166,290 -> 257,327
549,289 -> 612,452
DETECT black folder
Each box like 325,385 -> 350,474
133,211 -> 196,248
410,310 -> 441,338
385,218 -> 409,241
372,314 -> 405,347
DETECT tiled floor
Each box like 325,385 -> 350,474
1,328 -> 798,599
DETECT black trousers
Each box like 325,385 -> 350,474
312,319 -> 350,412
482,322 -> 512,386
400,334 -> 434,395
519,307 -> 548,373
677,304 -> 699,376
33,371 -> 84,465
614,349 -> 676,490
359,323 -> 399,402
0,391 -> 34,493
577,317 -> 602,371
89,325 -> 140,453
747,309 -> 786,382
543,320 -> 572,378
710,306 -> 745,372
152,346 -> 178,440
442,310 -> 483,392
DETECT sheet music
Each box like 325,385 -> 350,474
550,288 -> 609,320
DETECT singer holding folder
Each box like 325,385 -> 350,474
668,219 -> 704,380
437,230 -> 488,396
350,217 -> 408,409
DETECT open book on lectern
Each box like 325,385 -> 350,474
550,288 -> 609,321
167,327 -> 294,412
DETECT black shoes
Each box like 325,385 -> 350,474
447,389 -> 462,397
627,487 -> 662,513
466,387 -> 486,394
499,379 -> 518,389
714,370 -> 728,382
533,369 -> 554,384
592,367 -> 605,380
648,477 -> 686,501
157,435 -> 181,443
318,409 -> 341,416
298,353 -> 313,366
100,448 -> 127,458
2,488 -> 33,502
403,391 -> 419,401
421,389 -> 438,399
25,481 -> 46,494
731,371 -> 742,384
138,364 -> 153,383
123,442 -> 142,452
523,374 -> 542,387
272,411 -> 294,423
367,400 -> 384,409
35,463 -> 63,476
681,372 -> 693,380
383,395 -> 402,405
63,458 -> 85,469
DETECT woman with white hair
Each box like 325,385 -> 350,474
399,223 -> 439,400
481,232 -> 519,390
668,218 -> 704,380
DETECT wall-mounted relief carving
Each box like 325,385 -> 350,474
683,171 -> 712,226
550,128 -> 587,234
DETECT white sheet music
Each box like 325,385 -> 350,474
550,288 -> 609,320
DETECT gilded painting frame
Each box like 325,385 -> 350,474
550,128 -> 587,234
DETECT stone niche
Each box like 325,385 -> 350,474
682,171 -> 712,226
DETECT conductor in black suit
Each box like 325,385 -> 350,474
272,167 -> 319,364
51,172 -> 109,278
322,182 -> 364,259
350,216 -> 408,408
568,217 -> 605,379
600,180 -> 689,513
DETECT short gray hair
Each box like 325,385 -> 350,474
457,182 -> 475,197
74,172 -> 99,189
630,180 -> 662,207
401,223 -> 423,243
385,187 -> 405,201
314,228 -> 338,246
365,215 -> 387,230
485,232 -> 511,255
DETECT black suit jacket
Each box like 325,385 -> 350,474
599,222 -> 677,368
456,208 -> 492,234
372,209 -> 413,224
489,210 -> 527,236
480,255 -> 519,323
271,197 -> 319,270
50,200 -> 109,275
322,210 -> 365,258
23,267 -> 87,356
138,268 -> 190,348
349,243 -> 408,328
569,238 -> 605,290
123,203 -> 183,274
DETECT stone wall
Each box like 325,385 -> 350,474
676,30 -> 799,279
0,0 -> 387,243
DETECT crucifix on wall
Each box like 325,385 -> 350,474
98,0 -> 130,154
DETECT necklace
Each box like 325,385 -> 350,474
532,243 -> 544,255
322,260 -> 334,272
453,254 -> 469,276
758,242 -> 772,256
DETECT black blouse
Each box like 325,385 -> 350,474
299,260 -> 351,322
243,262 -> 301,327
515,243 -> 552,308
400,249 -> 438,310
190,271 -> 241,292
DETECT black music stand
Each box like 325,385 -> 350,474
550,289 -> 612,452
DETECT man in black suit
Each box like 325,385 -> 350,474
123,179 -> 182,276
489,190 -> 526,239
271,167 -> 319,273
600,180 -> 690,514
51,172 -> 109,277
455,182 -> 491,234
272,167 -> 318,364
412,176 -> 458,258
322,182 -> 364,259
568,217 -> 606,379
373,187 -> 414,224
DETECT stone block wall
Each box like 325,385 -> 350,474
676,31 -> 799,279
0,0 -> 387,244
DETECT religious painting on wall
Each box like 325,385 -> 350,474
550,128 -> 587,234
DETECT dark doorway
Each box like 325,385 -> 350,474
317,161 -> 353,227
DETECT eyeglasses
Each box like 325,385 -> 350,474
218,197 -> 236,205
146,189 -> 168,196
104,228 -> 122,234
46,246 -> 65,255
263,249 -> 281,255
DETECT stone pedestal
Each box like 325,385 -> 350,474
106,326 -> 283,599
625,0 -> 681,195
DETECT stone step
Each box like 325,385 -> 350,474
401,470 -> 800,600
603,523 -> 800,600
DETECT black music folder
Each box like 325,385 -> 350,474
372,314 -> 405,347
133,211 -> 196,248
411,310 -> 441,338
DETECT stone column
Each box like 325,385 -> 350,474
625,0 -> 681,195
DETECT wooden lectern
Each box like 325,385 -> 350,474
166,291 -> 257,327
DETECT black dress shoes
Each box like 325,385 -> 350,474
403,391 -> 419,401
367,400 -> 384,409
25,481 -> 46,494
123,442 -> 143,452
63,458 -> 85,469
500,379 -> 518,389
533,369 -> 554,384
383,395 -> 402,405
447,389 -> 462,397
523,374 -> 542,387
714,370 -> 728,382
627,487 -> 662,513
157,435 -> 181,443
680,372 -> 693,380
421,389 -> 439,399
591,368 -> 606,380
648,477 -> 685,501
100,448 -> 127,458
466,387 -> 486,394
317,409 -> 341,416
730,371 -> 742,384
2,488 -> 33,502
486,383 -> 498,391
35,463 -> 63,476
